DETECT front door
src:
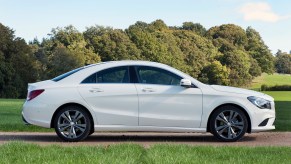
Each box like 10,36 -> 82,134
135,66 -> 203,128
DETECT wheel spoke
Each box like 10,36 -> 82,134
217,113 -> 228,124
60,113 -> 70,122
232,122 -> 244,130
230,127 -> 236,138
227,127 -> 232,139
216,125 -> 227,131
65,111 -> 72,121
59,124 -> 70,131
69,126 -> 77,138
74,111 -> 84,122
75,124 -> 86,132
72,127 -> 77,138
231,112 -> 239,122
228,111 -> 234,122
218,126 -> 228,135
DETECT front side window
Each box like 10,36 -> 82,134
136,66 -> 182,85
82,66 -> 129,83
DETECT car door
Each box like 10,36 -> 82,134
78,66 -> 138,126
135,66 -> 203,128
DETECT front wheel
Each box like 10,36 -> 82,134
54,106 -> 91,142
210,106 -> 248,142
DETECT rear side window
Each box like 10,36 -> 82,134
82,66 -> 129,83
52,67 -> 83,82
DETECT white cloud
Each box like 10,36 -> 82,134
239,2 -> 290,22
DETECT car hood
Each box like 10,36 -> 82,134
210,85 -> 274,101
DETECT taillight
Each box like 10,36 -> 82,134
27,89 -> 45,101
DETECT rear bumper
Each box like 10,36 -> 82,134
22,114 -> 31,125
22,101 -> 53,128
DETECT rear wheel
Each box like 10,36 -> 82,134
89,129 -> 94,136
54,106 -> 91,142
210,106 -> 248,142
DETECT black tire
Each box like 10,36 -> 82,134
209,105 -> 248,142
89,129 -> 94,136
54,106 -> 91,142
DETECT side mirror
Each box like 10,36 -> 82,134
180,79 -> 192,88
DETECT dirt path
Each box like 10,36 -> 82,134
1,132 -> 291,147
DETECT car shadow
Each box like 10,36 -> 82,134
0,133 -> 256,143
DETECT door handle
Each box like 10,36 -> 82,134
142,88 -> 156,92
89,88 -> 104,93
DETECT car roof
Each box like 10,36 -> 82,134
58,60 -> 205,87
85,60 -> 168,67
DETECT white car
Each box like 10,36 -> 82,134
22,61 -> 275,142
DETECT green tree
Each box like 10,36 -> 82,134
246,27 -> 274,73
47,47 -> 84,77
51,25 -> 101,65
181,22 -> 206,36
84,26 -> 141,61
219,50 -> 252,86
32,25 -> 101,79
0,23 -> 38,98
249,57 -> 262,77
275,50 -> 291,74
200,60 -> 230,85
0,21 -> 277,98
207,24 -> 248,49
126,20 -> 185,71
173,30 -> 221,78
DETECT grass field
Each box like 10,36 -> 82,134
0,91 -> 290,132
0,142 -> 290,163
250,73 -> 291,131
251,73 -> 291,90
0,99 -> 52,132
263,91 -> 291,131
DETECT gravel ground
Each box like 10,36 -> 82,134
1,132 -> 291,147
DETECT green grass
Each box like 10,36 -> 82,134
0,142 -> 291,163
263,91 -> 291,131
250,73 -> 291,131
251,73 -> 291,90
0,99 -> 52,132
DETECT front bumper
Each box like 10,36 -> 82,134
249,100 -> 276,132
252,117 -> 275,132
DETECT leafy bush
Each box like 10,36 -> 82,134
261,84 -> 291,91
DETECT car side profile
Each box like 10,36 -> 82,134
22,61 -> 275,142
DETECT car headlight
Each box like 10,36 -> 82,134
247,96 -> 271,109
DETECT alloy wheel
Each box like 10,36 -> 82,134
214,110 -> 245,140
56,109 -> 88,140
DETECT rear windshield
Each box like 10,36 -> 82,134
52,67 -> 84,82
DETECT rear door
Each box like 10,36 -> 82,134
78,66 -> 138,126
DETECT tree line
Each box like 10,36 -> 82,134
0,20 -> 286,98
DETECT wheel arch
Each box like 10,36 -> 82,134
206,103 -> 251,133
50,103 -> 95,133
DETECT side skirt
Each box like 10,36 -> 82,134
94,125 -> 206,133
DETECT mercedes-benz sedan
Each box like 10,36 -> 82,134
22,61 -> 275,142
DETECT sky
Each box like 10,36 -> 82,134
0,0 -> 290,54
